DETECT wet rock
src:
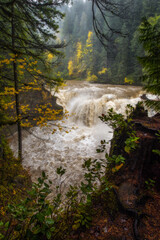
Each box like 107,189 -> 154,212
131,102 -> 148,119
118,182 -> 137,208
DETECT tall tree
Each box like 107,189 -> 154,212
138,16 -> 160,112
0,0 -> 69,160
91,0 -> 130,47
58,0 -> 160,84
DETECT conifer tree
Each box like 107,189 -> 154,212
0,0 -> 69,160
138,16 -> 160,112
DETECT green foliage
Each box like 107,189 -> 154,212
138,16 -> 160,112
0,136 -> 19,182
145,178 -> 155,192
0,221 -> 9,239
152,149 -> 160,156
124,135 -> 139,154
99,105 -> 134,131
99,106 -> 139,173
72,203 -> 92,230
101,178 -> 113,193
106,154 -> 125,166
56,166 -> 66,176
0,136 -> 31,217
81,158 -> 106,195
6,172 -> 55,239
96,140 -> 107,153
0,154 -> 110,239
0,104 -> 148,239
99,105 -> 138,152
152,131 -> 160,156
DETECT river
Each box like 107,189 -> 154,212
10,81 -> 143,192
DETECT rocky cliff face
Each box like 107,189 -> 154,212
108,107 -> 160,240
73,107 -> 160,240
4,87 -> 63,136
110,106 -> 160,187
20,87 -> 62,112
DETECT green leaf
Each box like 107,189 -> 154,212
33,226 -> 41,235
153,149 -> 160,156
45,218 -> 54,225
50,227 -> 55,232
124,146 -> 130,153
4,222 -> 9,228
0,222 -> 4,227
38,177 -> 43,184
86,216 -> 92,221
82,220 -> 85,225
74,219 -> 81,224
0,233 -> 4,239
72,223 -> 80,231
42,171 -> 46,178
45,207 -> 52,216
44,183 -> 49,188
96,149 -> 101,153
46,231 -> 52,239
36,213 -> 45,222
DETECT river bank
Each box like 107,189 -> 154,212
72,107 -> 160,240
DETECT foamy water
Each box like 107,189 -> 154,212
10,81 -> 143,193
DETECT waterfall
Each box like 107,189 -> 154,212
10,81 -> 143,193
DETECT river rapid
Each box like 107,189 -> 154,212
10,81 -> 143,192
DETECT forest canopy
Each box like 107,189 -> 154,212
57,0 -> 160,85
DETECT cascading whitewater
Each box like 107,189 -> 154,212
10,81 -> 143,193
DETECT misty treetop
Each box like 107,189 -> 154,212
57,0 -> 160,85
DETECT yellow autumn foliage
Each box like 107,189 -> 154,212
76,42 -> 82,62
98,67 -> 107,75
124,77 -> 133,84
112,163 -> 124,173
87,71 -> 98,82
48,53 -> 54,61
68,60 -> 74,76
0,56 -> 69,133
0,87 -> 18,96
86,31 -> 93,52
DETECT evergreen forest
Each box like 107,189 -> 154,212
57,0 -> 160,85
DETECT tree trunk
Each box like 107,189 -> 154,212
11,3 -> 22,161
